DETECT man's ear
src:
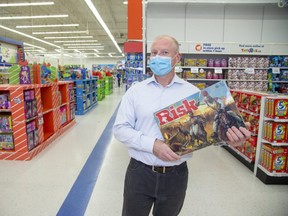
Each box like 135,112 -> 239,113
176,53 -> 182,64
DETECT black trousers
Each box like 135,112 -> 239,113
118,79 -> 121,87
122,158 -> 188,216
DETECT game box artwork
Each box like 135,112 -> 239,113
154,81 -> 246,156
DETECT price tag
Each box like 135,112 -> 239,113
244,68 -> 255,74
215,68 -> 222,74
191,67 -> 199,73
272,67 -> 280,74
175,66 -> 183,73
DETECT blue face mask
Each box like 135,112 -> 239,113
150,55 -> 175,77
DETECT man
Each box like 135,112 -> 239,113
113,35 -> 251,216
117,71 -> 121,87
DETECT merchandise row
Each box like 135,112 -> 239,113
229,90 -> 288,184
0,82 -> 76,160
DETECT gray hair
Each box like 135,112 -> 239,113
153,35 -> 179,54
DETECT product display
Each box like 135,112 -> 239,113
230,89 -> 288,183
74,79 -> 98,115
0,82 -> 76,160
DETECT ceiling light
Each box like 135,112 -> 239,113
0,14 -> 68,20
67,46 -> 104,49
85,0 -> 122,53
54,40 -> 98,43
44,36 -> 93,39
94,49 -> 99,53
62,43 -> 101,46
0,2 -> 54,7
24,42 -> 46,50
63,48 -> 104,51
123,1 -> 128,4
33,30 -> 88,35
16,24 -> 79,28
0,25 -> 61,49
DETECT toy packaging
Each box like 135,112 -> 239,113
154,81 -> 246,155
34,129 -> 39,147
27,131 -> 34,151
244,136 -> 257,160
19,65 -> 31,84
0,115 -> 13,133
265,98 -> 288,119
24,90 -> 35,101
0,134 -> 14,150
0,94 -> 10,109
261,144 -> 287,173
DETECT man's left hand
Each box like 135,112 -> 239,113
226,122 -> 251,147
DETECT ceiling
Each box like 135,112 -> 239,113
0,0 -> 128,58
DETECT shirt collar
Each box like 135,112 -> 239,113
146,74 -> 185,87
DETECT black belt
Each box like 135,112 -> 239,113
131,158 -> 185,174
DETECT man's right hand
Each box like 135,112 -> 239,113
153,139 -> 181,161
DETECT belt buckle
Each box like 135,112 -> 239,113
152,166 -> 165,173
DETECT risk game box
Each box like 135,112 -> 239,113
154,81 -> 246,156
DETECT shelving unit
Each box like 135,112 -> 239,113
254,95 -> 288,184
0,82 -> 75,161
104,76 -> 113,95
74,78 -> 98,115
97,79 -> 105,101
228,90 -> 288,184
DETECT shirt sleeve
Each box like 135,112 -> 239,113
113,89 -> 155,153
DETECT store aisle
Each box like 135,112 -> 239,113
1,85 -> 288,216
0,86 -> 125,216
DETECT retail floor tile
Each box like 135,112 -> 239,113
1,85 -> 288,216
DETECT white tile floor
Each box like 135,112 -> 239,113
0,85 -> 288,216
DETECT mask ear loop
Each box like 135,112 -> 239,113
171,53 -> 179,69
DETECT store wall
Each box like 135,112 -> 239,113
146,3 -> 288,46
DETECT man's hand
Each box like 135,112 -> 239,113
226,122 -> 251,147
153,139 -> 181,161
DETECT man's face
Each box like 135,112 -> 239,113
150,38 -> 180,66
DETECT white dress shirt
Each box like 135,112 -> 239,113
113,75 -> 200,166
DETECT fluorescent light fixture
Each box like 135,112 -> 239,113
94,54 -> 100,57
0,14 -> 68,20
33,30 -> 88,35
16,24 -> 79,28
108,52 -> 116,57
54,40 -> 98,43
94,49 -> 99,53
0,2 -> 54,7
63,43 -> 101,46
24,42 -> 46,50
123,1 -> 147,4
44,36 -> 93,39
67,46 -> 104,49
85,0 -> 122,53
63,48 -> 104,51
0,25 -> 61,49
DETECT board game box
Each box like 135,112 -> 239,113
154,81 -> 246,155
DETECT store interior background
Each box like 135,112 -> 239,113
0,0 -> 287,70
